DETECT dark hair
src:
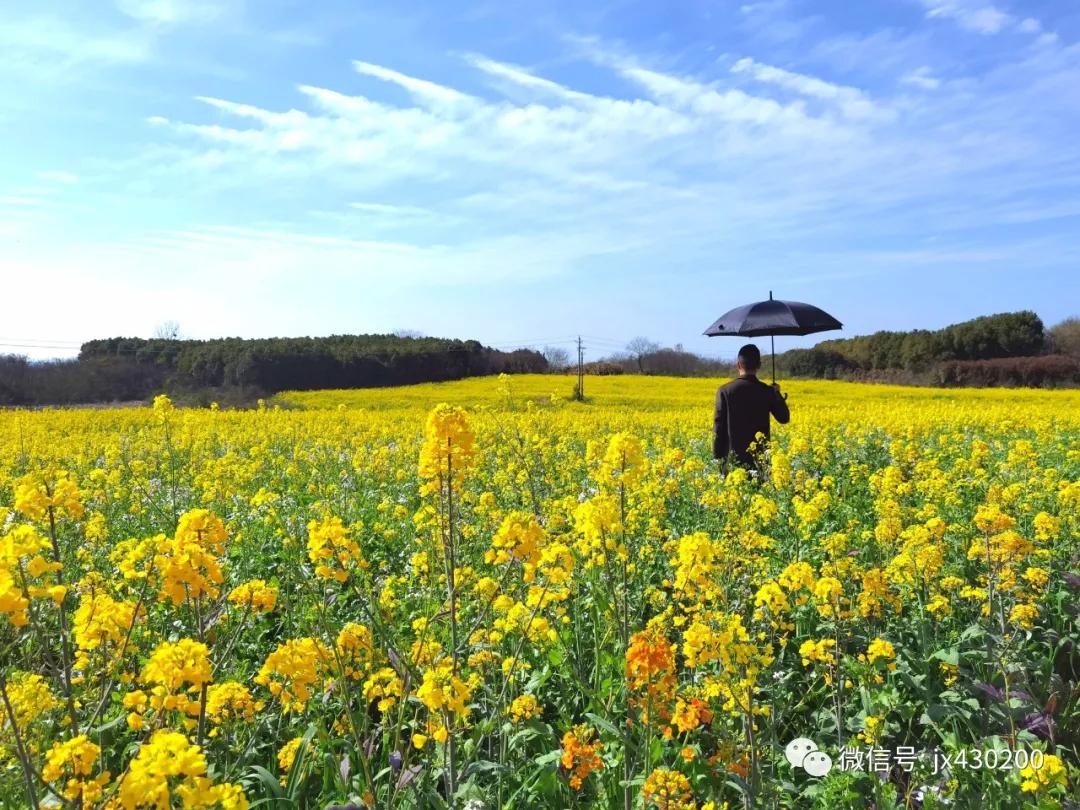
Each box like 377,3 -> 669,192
737,343 -> 762,371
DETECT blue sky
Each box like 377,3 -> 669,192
2,0 -> 1079,361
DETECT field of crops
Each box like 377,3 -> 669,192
1,374 -> 1078,809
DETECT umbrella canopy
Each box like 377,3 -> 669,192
703,292 -> 842,337
703,292 -> 842,381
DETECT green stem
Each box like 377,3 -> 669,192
47,503 -> 79,738
444,441 -> 459,807
0,670 -> 39,809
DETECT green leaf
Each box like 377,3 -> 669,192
959,624 -> 986,643
932,648 -> 959,666
585,712 -> 620,739
87,712 -> 128,737
246,765 -> 286,801
534,750 -> 563,767
284,722 -> 318,800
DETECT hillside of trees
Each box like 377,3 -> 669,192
1,334 -> 547,406
778,311 -> 1079,385
589,312 -> 1079,387
811,311 -> 1045,370
3,313 -> 1076,406
543,340 -> 736,378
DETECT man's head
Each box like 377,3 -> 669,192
736,343 -> 761,375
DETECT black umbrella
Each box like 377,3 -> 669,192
703,291 -> 843,382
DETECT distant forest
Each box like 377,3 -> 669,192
591,311 -> 1080,387
780,311 -> 1079,386
0,335 -> 547,406
2,312 -> 1077,406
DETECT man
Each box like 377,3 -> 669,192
713,343 -> 790,470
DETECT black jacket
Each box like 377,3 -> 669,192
713,375 -> 790,464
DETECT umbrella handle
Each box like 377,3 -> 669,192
770,334 -> 775,384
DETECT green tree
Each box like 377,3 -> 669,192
1047,317 -> 1080,356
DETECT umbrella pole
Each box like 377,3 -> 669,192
770,333 -> 775,384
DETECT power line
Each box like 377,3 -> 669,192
482,339 -> 580,349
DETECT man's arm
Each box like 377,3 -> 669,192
770,384 -> 790,424
713,389 -> 729,459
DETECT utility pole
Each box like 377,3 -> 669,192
575,335 -> 584,401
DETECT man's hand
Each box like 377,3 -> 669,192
772,382 -> 788,401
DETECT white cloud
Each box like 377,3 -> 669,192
1018,18 -> 1042,34
349,202 -> 437,216
619,65 -> 798,128
10,29 -> 1076,347
352,61 -> 476,109
136,48 -> 1080,248
900,66 -> 941,89
153,59 -> 701,193
197,96 -> 311,128
464,54 -> 595,103
114,0 -> 231,25
920,1 -> 1012,35
0,15 -> 150,74
730,56 -> 888,120
739,1 -> 786,14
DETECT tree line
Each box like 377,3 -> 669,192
586,312 -> 1079,387
3,313 -> 1077,406
780,311 -> 1080,385
809,311 -> 1046,371
545,340 -> 737,378
1,334 -> 547,406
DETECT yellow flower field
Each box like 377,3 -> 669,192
1,375 -> 1078,809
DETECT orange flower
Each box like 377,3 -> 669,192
642,768 -> 694,809
626,627 -> 677,722
560,724 -> 604,790
672,696 -> 714,733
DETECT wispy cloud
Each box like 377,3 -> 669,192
0,15 -> 151,74
0,48 -> 1014,354
900,66 -> 941,90
465,54 -> 594,102
114,0 -> 234,25
915,0 -> 1055,40
348,202 -> 440,217
919,1 -> 1013,35
129,39 -> 1080,250
4,1 -> 1079,353
729,56 -> 889,120
353,61 -> 477,109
